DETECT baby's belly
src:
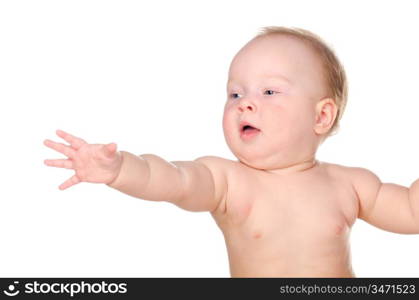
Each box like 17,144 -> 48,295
221,218 -> 354,277
227,243 -> 354,277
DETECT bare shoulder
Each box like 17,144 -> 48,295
317,161 -> 380,194
195,156 -> 253,184
326,162 -> 381,186
339,164 -> 382,205
322,161 -> 382,215
193,156 -> 237,214
194,155 -> 238,177
319,161 -> 378,182
194,155 -> 241,189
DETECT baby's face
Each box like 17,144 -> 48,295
223,34 -> 329,171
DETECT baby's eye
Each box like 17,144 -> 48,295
264,90 -> 278,95
230,93 -> 241,99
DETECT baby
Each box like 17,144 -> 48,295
43,26 -> 419,277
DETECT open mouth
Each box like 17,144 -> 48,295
242,125 -> 259,132
240,122 -> 261,139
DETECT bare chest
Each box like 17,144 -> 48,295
213,164 -> 359,243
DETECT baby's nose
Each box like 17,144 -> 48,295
238,99 -> 256,112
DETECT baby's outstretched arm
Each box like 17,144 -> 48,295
107,151 -> 227,212
44,130 -> 227,213
348,167 -> 419,234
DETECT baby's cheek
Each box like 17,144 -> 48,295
265,107 -> 287,129
222,111 -> 233,131
288,104 -> 313,128
222,113 -> 235,141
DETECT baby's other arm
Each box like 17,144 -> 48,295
108,153 -> 228,213
348,167 -> 419,234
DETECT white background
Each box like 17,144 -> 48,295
1,0 -> 418,277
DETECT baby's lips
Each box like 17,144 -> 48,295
239,120 -> 260,132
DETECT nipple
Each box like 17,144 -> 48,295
252,230 -> 263,239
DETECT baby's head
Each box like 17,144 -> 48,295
222,26 -> 347,172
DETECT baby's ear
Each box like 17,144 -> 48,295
313,98 -> 337,135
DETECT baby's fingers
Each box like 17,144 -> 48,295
59,175 -> 80,190
44,139 -> 76,158
44,159 -> 74,169
56,130 -> 86,150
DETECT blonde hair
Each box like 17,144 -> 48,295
255,26 -> 348,137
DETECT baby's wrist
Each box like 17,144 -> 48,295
106,151 -> 125,188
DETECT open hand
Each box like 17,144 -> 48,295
43,130 -> 122,190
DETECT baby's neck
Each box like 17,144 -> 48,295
263,158 -> 318,175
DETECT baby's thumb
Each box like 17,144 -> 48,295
103,143 -> 117,158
